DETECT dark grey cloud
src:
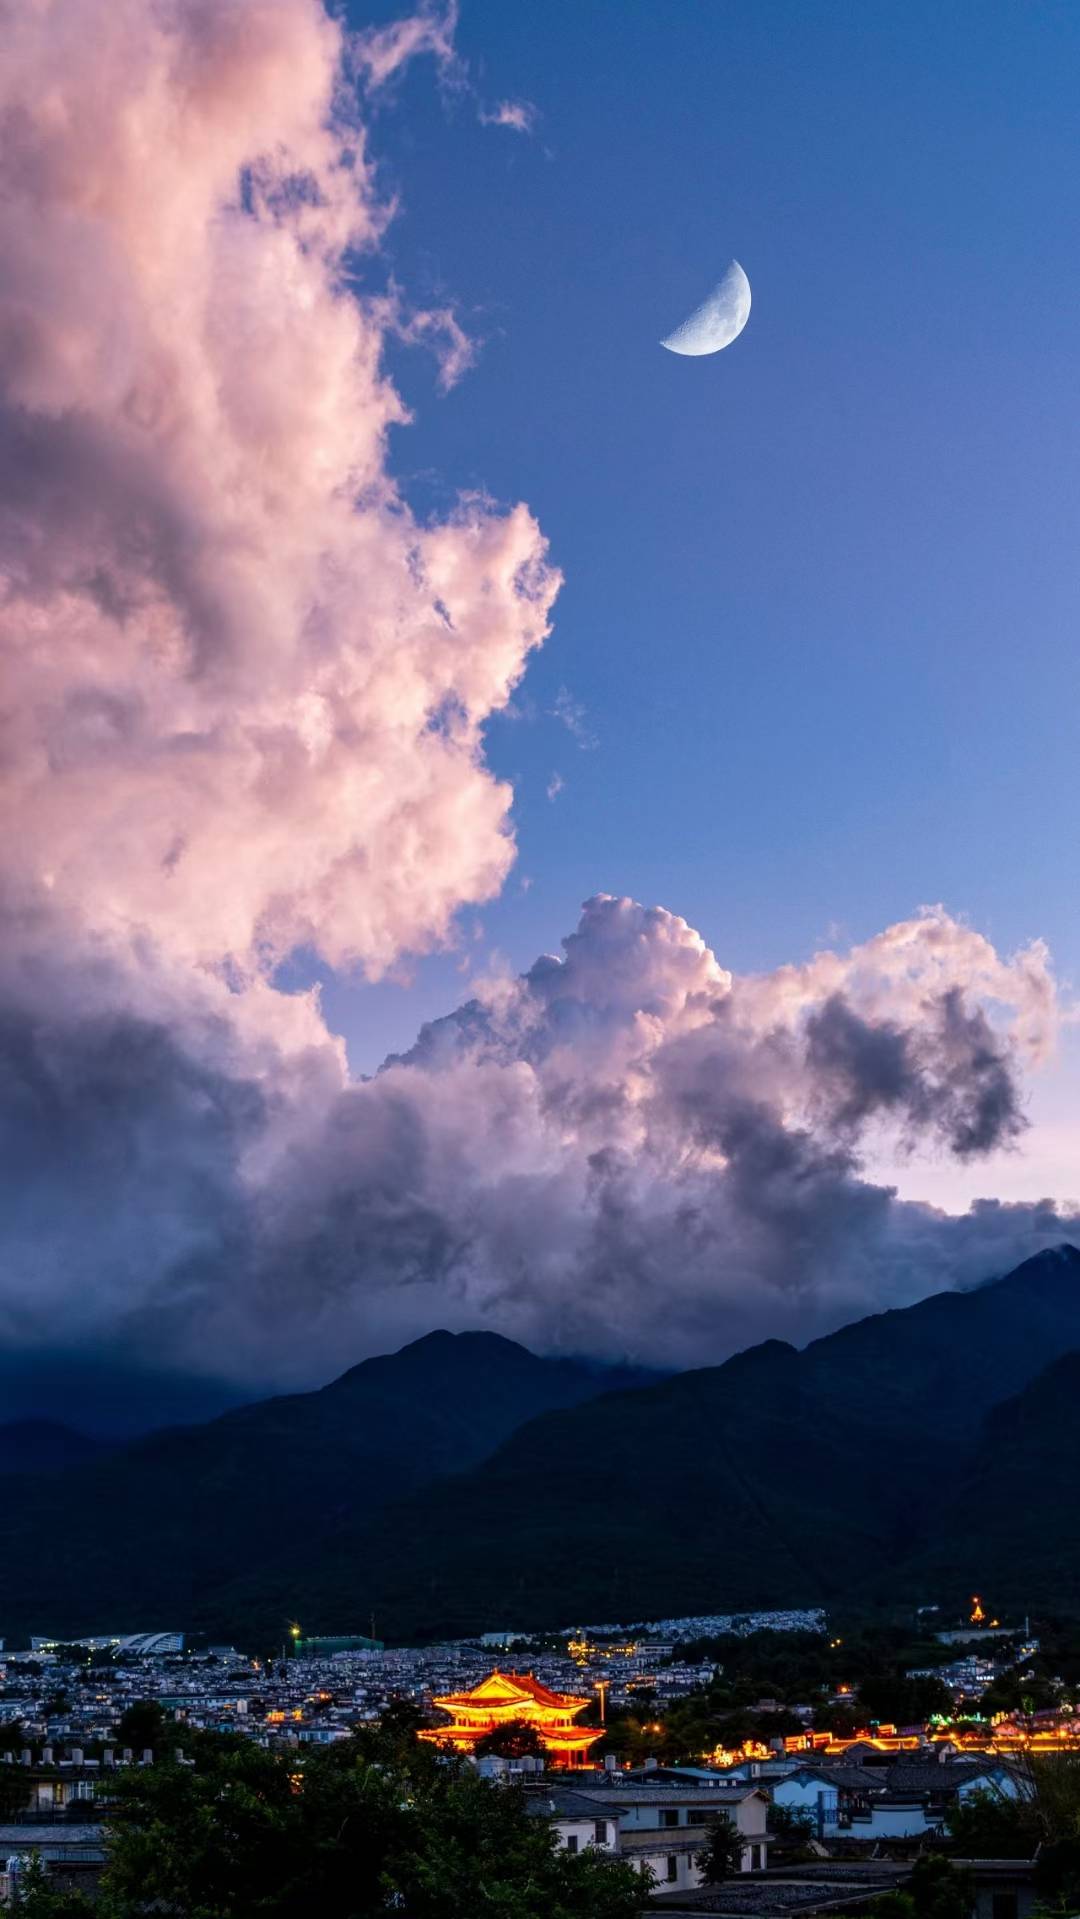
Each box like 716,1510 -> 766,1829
805,987 -> 1023,1157
2,894 -> 1067,1400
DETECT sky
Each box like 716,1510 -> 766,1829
1,0 -> 1078,1428
325,0 -> 1080,1203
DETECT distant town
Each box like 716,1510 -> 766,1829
4,1599 -> 1080,1912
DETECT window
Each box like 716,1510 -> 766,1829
666,1856 -> 678,1882
593,1820 -> 608,1845
660,1808 -> 679,1828
565,1834 -> 578,1855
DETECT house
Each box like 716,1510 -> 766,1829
524,1787 -> 619,1858
532,1782 -> 770,1896
0,1824 -> 106,1904
772,1763 -> 880,1834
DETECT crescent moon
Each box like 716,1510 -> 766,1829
660,260 -> 751,357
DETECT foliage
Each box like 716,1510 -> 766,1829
91,1724 -> 642,1918
768,1802 -> 815,1838
474,1718 -> 546,1759
111,1699 -> 183,1754
857,1673 -> 953,1727
946,1756 -> 1080,1911
0,1763 -> 31,1819
695,1812 -> 744,1885
946,1787 -> 1032,1858
871,1855 -> 973,1919
8,1853 -> 95,1916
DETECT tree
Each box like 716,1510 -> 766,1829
9,1853 -> 95,1917
858,1674 -> 952,1726
94,1725 -> 643,1918
0,1766 -> 31,1820
946,1787 -> 1032,1859
695,1812 -> 744,1885
768,1803 -> 815,1839
111,1699 -> 181,1753
871,1856 -> 972,1919
474,1718 -> 546,1760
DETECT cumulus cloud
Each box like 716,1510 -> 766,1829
0,0 -> 558,983
0,0 -> 1073,1406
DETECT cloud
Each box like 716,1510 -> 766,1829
552,685 -> 598,748
353,1 -> 460,91
0,0 -> 559,985
479,100 -> 539,135
546,771 -> 565,801
354,4 -> 536,138
0,0 -> 1073,1404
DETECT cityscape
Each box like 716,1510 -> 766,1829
3,1601 -> 1080,1909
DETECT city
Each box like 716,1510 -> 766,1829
2,1605 -> 1080,1911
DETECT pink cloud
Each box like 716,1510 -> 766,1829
479,100 -> 539,134
0,0 -> 559,984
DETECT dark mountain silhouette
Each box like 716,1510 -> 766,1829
0,1331 -> 656,1643
0,1421 -> 109,1476
278,1244 -> 1080,1644
907,1346 -> 1080,1610
2,1248 -> 1078,1645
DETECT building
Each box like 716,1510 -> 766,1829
0,1824 -> 105,1904
773,1756 -> 1021,1842
530,1780 -> 770,1895
293,1636 -> 383,1658
418,1670 -> 603,1768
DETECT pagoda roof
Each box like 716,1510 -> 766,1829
432,1669 -> 591,1712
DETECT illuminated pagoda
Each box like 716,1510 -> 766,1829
418,1669 -> 603,1768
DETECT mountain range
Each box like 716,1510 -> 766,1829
1,1245 -> 1078,1646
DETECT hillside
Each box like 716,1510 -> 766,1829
0,1332 -> 655,1643
288,1245 -> 1080,1642
4,1248 -> 1079,1646
906,1348 -> 1080,1610
0,1422 -> 109,1476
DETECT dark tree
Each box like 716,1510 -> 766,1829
474,1717 -> 546,1760
94,1726 -> 643,1918
695,1812 -> 744,1885
8,1853 -> 95,1916
111,1700 -> 181,1753
0,1766 -> 31,1820
872,1856 -> 973,1919
946,1788 -> 1033,1858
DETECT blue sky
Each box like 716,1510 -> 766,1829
324,0 -> 1080,1138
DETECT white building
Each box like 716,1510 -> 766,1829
530,1782 -> 769,1896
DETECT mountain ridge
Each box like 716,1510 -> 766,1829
2,1250 -> 1078,1645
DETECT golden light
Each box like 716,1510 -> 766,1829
417,1670 -> 604,1770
